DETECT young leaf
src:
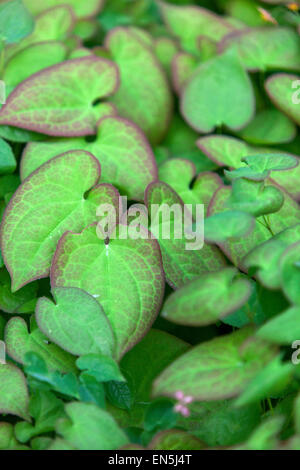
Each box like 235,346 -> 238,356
21,117 -> 157,201
181,48 -> 255,133
1,151 -> 119,291
106,27 -> 172,144
5,317 -> 76,372
153,327 -> 275,401
0,57 -> 119,136
51,224 -> 165,359
56,402 -> 129,450
0,363 -> 29,420
76,354 -> 124,382
161,268 -> 252,326
23,0 -> 104,19
0,0 -> 34,45
204,211 -> 255,243
36,287 -> 115,358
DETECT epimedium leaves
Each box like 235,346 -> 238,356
181,48 -> 255,133
149,430 -> 204,451
161,268 -> 252,326
153,327 -> 276,401
21,116 -> 157,201
55,402 -> 129,450
5,316 -> 77,373
265,73 -> 300,127
36,287 -> 115,358
0,363 -> 29,420
23,0 -> 104,19
0,138 -> 16,175
0,57 -> 119,136
0,0 -> 34,45
105,27 -> 173,145
204,211 -> 255,243
51,223 -> 165,360
145,181 -> 226,289
1,150 -> 119,291
219,27 -> 300,72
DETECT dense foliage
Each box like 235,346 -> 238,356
0,0 -> 300,451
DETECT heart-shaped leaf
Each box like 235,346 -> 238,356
56,402 -> 129,450
106,27 -> 172,144
159,2 -> 233,54
220,27 -> 300,72
226,153 -> 298,181
161,268 -> 252,326
36,287 -> 115,358
0,57 -> 119,136
181,48 -> 255,133
51,223 -> 165,359
145,181 -> 226,289
21,116 -> 157,201
76,354 -> 124,382
1,151 -> 119,291
0,363 -> 29,420
153,327 -> 275,401
265,73 -> 300,126
159,159 -> 221,211
5,317 -> 76,372
205,211 -> 255,243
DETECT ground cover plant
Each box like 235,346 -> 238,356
0,0 -> 300,451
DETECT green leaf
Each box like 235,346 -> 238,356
265,73 -> 300,127
36,287 -> 115,358
159,2 -> 233,54
204,211 -> 255,243
0,267 -> 38,313
78,374 -> 106,408
258,305 -> 300,345
5,317 -> 76,372
234,355 -> 293,407
240,415 -> 284,451
106,27 -> 173,144
144,398 -> 177,433
220,27 -> 300,72
51,224 -> 164,359
0,363 -> 29,420
149,430 -> 204,450
226,153 -> 298,181
0,57 -> 119,136
236,109 -> 297,145
153,327 -> 276,401
105,380 -> 133,411
23,0 -> 104,19
0,0 -> 34,45
0,138 -> 16,175
181,48 -> 255,133
4,41 -> 67,89
1,151 -> 118,291
76,354 -> 124,382
21,116 -> 157,201
145,181 -> 226,289
15,391 -> 64,443
159,159 -> 221,210
172,52 -> 197,93
56,402 -> 129,450
279,241 -> 300,304
161,268 -> 252,326
243,223 -> 300,289
0,422 -> 28,450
